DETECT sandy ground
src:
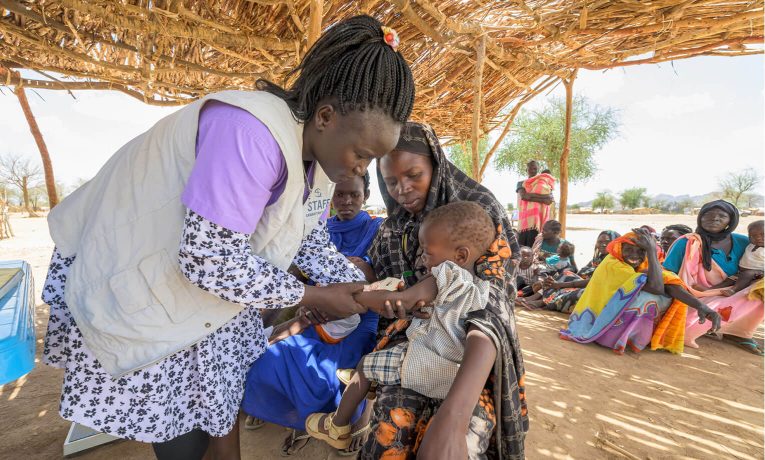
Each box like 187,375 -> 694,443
1,213 -> 762,460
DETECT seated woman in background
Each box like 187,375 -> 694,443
561,228 -> 720,355
659,224 -> 693,255
532,219 -> 578,272
518,230 -> 619,313
241,174 -> 382,456
663,201 -> 764,355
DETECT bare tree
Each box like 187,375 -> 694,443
719,168 -> 762,208
0,153 -> 43,217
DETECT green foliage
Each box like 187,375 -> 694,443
506,202 -> 515,211
446,138 -> 489,177
592,191 -> 615,212
494,96 -> 619,183
619,187 -> 648,210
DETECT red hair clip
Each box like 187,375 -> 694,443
382,26 -> 400,51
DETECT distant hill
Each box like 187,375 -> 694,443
573,192 -> 763,209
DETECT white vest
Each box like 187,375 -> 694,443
48,91 -> 333,377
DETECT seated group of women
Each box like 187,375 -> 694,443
238,119 -> 763,460
516,205 -> 764,356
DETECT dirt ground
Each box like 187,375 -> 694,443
1,213 -> 762,460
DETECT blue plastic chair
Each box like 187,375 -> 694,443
0,260 -> 35,385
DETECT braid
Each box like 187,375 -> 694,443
258,15 -> 414,123
663,224 -> 693,235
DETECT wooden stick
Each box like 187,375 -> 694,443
307,0 -> 323,49
558,69 -> 577,238
471,35 -> 486,181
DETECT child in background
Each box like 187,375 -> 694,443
304,201 -> 495,449
539,241 -> 575,276
516,246 -> 536,292
696,220 -> 764,296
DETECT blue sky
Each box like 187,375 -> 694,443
1,54 -> 762,207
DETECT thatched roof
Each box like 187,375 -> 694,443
1,0 -> 762,140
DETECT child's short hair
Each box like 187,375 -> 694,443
558,242 -> 575,258
423,201 -> 495,253
543,220 -> 562,232
747,220 -> 764,233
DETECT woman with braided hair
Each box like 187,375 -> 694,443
42,15 -> 416,460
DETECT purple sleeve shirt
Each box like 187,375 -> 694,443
181,100 -> 288,234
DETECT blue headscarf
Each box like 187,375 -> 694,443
327,210 -> 383,260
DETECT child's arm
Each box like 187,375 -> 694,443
268,313 -> 312,346
354,276 -> 438,318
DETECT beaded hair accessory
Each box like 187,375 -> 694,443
382,26 -> 400,51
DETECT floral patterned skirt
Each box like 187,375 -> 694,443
42,250 -> 268,443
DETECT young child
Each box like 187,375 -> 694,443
539,241 -> 575,276
533,220 -> 578,272
697,220 -> 764,296
516,246 -> 536,292
304,201 -> 495,449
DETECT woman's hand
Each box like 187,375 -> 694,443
630,227 -> 656,252
300,283 -> 366,321
697,303 -> 722,331
541,276 -> 558,290
416,414 -> 467,460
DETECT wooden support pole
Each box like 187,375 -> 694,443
15,85 -> 59,209
1,66 -> 60,210
471,34 -> 486,181
307,0 -> 324,49
558,69 -> 577,238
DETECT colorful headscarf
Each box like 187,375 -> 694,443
695,200 -> 739,271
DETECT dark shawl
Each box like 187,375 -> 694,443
367,122 -> 528,459
695,200 -> 740,271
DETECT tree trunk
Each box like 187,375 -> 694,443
470,35 -> 486,181
16,85 -> 59,209
558,69 -> 578,238
21,176 -> 31,216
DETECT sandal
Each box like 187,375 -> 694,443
244,415 -> 265,430
728,337 -> 765,356
305,412 -> 351,449
336,423 -> 371,456
280,429 -> 311,457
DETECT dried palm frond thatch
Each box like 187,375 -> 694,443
0,0 -> 761,141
